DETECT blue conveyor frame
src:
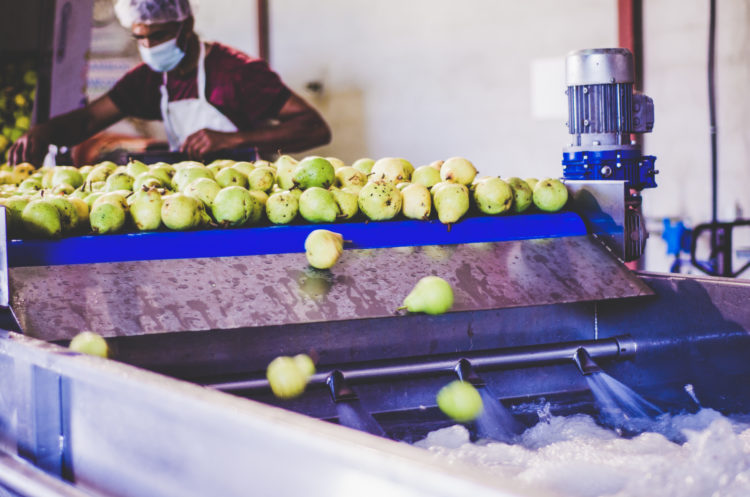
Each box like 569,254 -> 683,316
7,212 -> 587,267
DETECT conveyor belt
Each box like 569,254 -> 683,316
8,212 -> 586,267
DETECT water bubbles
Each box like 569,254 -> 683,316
415,409 -> 750,497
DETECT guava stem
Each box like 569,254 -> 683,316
396,305 -> 408,311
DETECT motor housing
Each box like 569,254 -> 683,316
562,48 -> 657,190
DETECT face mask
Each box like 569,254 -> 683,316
138,37 -> 185,72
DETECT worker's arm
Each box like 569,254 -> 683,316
9,95 -> 124,166
180,92 -> 331,159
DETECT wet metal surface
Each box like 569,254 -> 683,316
9,235 -> 652,341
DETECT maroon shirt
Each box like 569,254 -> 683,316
108,43 -> 291,129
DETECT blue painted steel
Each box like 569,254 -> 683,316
562,149 -> 657,190
8,212 -> 587,267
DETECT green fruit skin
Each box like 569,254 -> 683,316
266,356 -> 308,398
173,166 -> 212,191
352,158 -> 375,175
90,202 -> 126,234
4,197 -> 30,234
161,193 -> 201,230
246,191 -> 265,224
51,167 -> 83,189
533,179 -> 569,212
401,183 -> 431,220
211,186 -> 255,227
507,177 -> 533,213
126,160 -> 149,178
130,190 -> 163,231
48,197 -> 79,232
330,188 -> 358,220
248,167 -> 276,192
357,181 -> 403,221
21,200 -> 62,238
105,172 -> 134,192
69,331 -> 109,358
305,229 -> 344,269
274,155 -> 298,190
402,275 -> 454,315
299,187 -> 339,223
472,177 -> 513,215
411,165 -> 442,188
335,166 -> 367,189
434,183 -> 470,224
134,173 -> 164,191
184,178 -> 221,207
293,354 -> 316,377
215,167 -> 248,188
440,157 -> 477,186
293,157 -> 335,189
266,191 -> 299,224
437,380 -> 484,422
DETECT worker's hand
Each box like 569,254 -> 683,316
8,126 -> 51,166
181,129 -> 238,160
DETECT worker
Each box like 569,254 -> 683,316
9,0 -> 331,166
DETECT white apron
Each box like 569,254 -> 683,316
160,42 -> 238,151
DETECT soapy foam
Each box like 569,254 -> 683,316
415,409 -> 750,497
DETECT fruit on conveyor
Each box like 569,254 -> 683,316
266,354 -> 315,399
507,177 -> 533,213
69,331 -> 109,358
293,156 -> 335,189
299,187 -> 338,223
265,190 -> 298,224
358,181 -> 402,221
399,275 -> 454,315
533,178 -> 569,212
401,183 -> 431,220
274,155 -> 298,190
305,229 -> 344,269
434,182 -> 470,224
370,157 -> 412,184
472,177 -> 513,215
351,157 -> 375,176
411,165 -> 441,188
210,186 -> 255,227
0,152 -> 570,240
21,199 -> 62,238
329,187 -> 358,220
436,380 -> 484,422
440,157 -> 477,186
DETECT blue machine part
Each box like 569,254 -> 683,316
8,212 -> 587,267
562,149 -> 657,190
662,219 -> 692,256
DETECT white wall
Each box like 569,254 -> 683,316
642,0 -> 750,225
267,0 -> 617,180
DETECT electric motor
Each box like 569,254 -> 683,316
562,48 -> 657,190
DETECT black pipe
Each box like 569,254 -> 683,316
454,359 -> 485,387
574,347 -> 604,376
708,0 -> 719,272
209,335 -> 636,394
326,370 -> 358,403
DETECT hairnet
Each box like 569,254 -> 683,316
114,0 -> 192,29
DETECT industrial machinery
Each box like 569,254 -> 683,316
562,48 -> 656,262
0,48 -> 749,497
